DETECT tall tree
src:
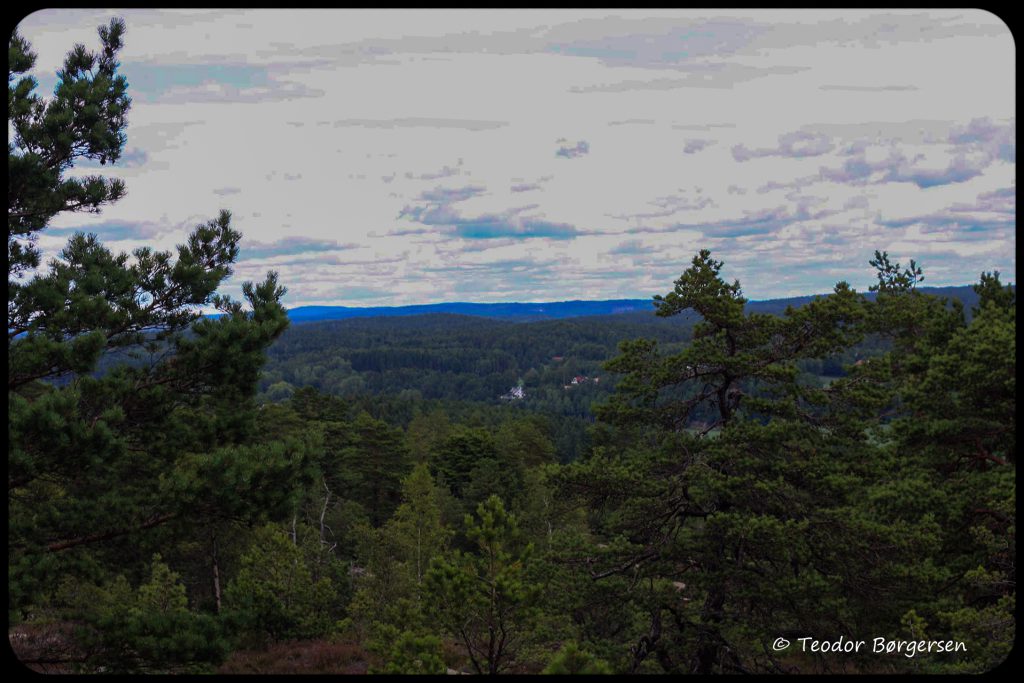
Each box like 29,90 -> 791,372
555,250 -> 1014,674
425,495 -> 538,674
65,554 -> 229,673
388,462 -> 453,585
8,20 -> 313,645
859,258 -> 1015,672
333,411 -> 410,525
347,463 -> 452,641
555,250 -> 888,673
431,425 -> 498,499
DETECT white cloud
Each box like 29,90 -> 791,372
15,9 -> 1015,305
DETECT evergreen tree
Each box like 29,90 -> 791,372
222,524 -> 336,645
334,411 -> 410,525
8,19 -> 129,283
387,462 -> 453,585
405,406 -> 452,463
7,21 -> 314,665
64,554 -> 228,673
496,416 -> 558,468
552,250 -> 1014,674
347,462 -> 452,642
858,260 -> 1015,672
425,495 -> 538,674
431,425 -> 498,499
542,641 -> 612,675
555,250 -> 885,673
368,629 -> 447,675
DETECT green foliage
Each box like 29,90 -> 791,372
368,627 -> 447,675
543,641 -> 612,674
431,425 -> 499,498
868,249 -> 924,293
265,380 -> 296,402
404,406 -> 452,463
335,411 -> 411,525
347,463 -> 452,644
7,20 -> 312,642
972,270 -> 1015,315
388,463 -> 454,584
863,268 -> 1015,674
496,415 -> 558,467
223,525 -> 337,645
9,18 -> 130,280
553,249 -> 1014,674
66,555 -> 229,673
425,495 -> 539,674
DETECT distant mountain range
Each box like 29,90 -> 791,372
283,285 -> 997,324
285,299 -> 654,323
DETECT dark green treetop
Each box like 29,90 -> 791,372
7,22 -> 314,661
9,18 -> 130,281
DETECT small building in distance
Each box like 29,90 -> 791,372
500,379 -> 526,401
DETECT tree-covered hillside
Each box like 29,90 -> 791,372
261,285 -> 989,409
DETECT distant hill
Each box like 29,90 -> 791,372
285,299 -> 655,323
283,285 -> 993,324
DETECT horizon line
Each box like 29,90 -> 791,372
281,281 -> 1003,310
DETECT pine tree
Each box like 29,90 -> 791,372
859,261 -> 1015,672
554,249 -> 883,673
8,19 -> 129,283
333,411 -> 410,525
68,554 -> 229,673
431,425 -> 498,498
347,462 -> 452,642
369,629 -> 447,675
8,20 -> 315,646
388,462 -> 453,585
425,495 -> 538,674
222,524 -> 337,645
553,250 -> 1014,674
542,641 -> 612,674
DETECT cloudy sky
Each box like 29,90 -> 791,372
16,9 -> 1015,306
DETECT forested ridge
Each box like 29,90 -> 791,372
277,284 -> 988,325
8,20 -> 1015,675
258,287 -> 990,463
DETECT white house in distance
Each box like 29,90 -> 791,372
564,375 -> 600,390
500,379 -> 525,401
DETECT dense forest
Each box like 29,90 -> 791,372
8,20 -> 1015,674
258,289 -> 990,462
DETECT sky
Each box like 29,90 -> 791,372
15,9 -> 1016,307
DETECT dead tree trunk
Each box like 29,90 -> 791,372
211,530 -> 222,613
